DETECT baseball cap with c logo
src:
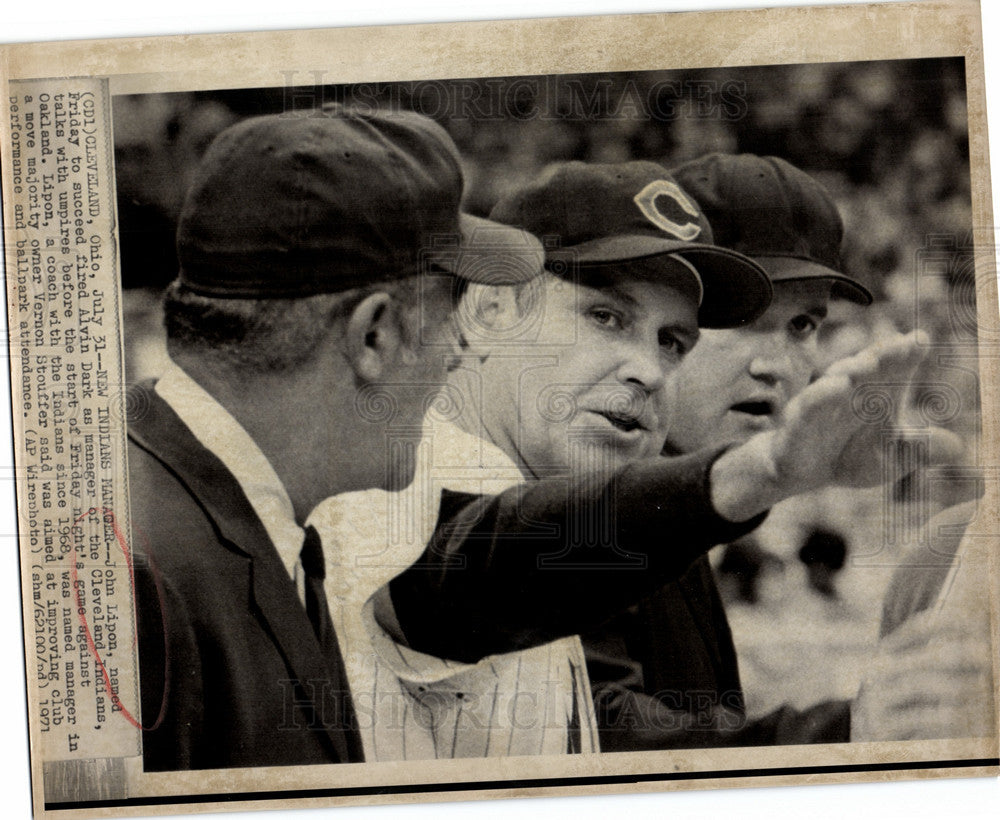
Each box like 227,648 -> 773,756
489,161 -> 772,329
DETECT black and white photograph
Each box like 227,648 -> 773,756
113,58 -> 991,760
1,1 -> 998,818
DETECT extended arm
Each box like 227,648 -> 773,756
391,332 -> 926,662
390,446 -> 763,662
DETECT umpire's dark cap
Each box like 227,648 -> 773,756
670,153 -> 872,305
488,161 -> 773,329
176,106 -> 543,297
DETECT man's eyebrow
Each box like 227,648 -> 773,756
662,324 -> 700,346
602,285 -> 638,308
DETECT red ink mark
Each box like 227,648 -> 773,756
69,507 -> 169,731
131,522 -> 172,733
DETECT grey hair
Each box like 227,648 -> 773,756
163,277 -> 424,374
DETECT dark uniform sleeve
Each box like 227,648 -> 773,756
389,447 -> 766,662
582,558 -> 851,751
735,701 -> 852,745
583,556 -> 748,751
592,689 -> 850,750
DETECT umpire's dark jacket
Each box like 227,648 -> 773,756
130,386 -> 363,770
130,385 -> 763,770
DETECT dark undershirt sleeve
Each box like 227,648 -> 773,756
389,447 -> 766,662
589,690 -> 851,750
736,701 -> 852,746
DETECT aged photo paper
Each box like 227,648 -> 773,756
1,1 -> 998,818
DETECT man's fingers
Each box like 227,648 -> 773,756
825,331 -> 927,385
750,332 -> 932,499
879,608 -> 968,651
794,333 -> 927,429
882,332 -> 929,387
871,648 -> 991,685
791,373 -> 851,419
819,332 -> 927,436
871,331 -> 927,385
825,347 -> 879,380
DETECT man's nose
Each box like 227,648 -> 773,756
616,339 -> 667,393
438,312 -> 465,372
748,333 -> 801,386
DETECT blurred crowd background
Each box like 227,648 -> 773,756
113,57 -> 984,721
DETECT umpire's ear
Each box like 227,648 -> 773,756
344,291 -> 400,381
454,283 -> 524,360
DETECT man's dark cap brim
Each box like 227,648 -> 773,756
756,255 -> 873,305
546,233 -> 773,329
425,214 -> 545,286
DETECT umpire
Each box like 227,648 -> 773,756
129,106 -> 542,769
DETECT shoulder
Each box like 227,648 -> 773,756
126,436 -> 241,579
127,436 -> 210,535
879,499 -> 978,636
895,499 -> 977,574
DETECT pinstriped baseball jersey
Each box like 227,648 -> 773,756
354,594 -> 596,759
308,412 -> 599,760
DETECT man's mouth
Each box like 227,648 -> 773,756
592,410 -> 646,433
730,399 -> 776,417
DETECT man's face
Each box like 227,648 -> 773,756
474,268 -> 700,477
666,278 -> 833,454
376,274 -> 461,489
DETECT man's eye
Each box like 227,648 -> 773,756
589,308 -> 623,329
789,315 -> 819,338
659,332 -> 687,358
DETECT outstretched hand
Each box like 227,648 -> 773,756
850,607 -> 995,742
711,331 -> 928,522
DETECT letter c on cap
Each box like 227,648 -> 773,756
633,180 -> 702,241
